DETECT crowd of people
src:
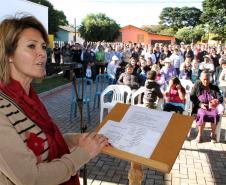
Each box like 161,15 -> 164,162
50,40 -> 226,143
50,40 -> 225,87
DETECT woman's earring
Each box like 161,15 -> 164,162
9,59 -> 13,63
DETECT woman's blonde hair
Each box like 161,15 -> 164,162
0,14 -> 49,84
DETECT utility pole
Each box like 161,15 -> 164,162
74,18 -> 76,43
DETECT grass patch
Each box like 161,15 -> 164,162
32,74 -> 71,94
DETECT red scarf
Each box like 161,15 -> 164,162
0,79 -> 79,185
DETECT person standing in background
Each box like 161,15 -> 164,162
53,43 -> 61,64
95,45 -> 105,75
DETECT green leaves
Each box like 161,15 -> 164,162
159,7 -> 202,30
201,0 -> 226,40
28,0 -> 68,35
78,13 -> 120,42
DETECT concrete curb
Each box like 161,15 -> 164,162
38,82 -> 71,98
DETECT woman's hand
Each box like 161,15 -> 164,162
76,132 -> 109,159
176,84 -> 182,90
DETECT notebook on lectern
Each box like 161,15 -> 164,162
96,103 -> 194,173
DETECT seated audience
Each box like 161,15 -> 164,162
117,63 -> 140,90
190,71 -> 224,143
163,77 -> 186,114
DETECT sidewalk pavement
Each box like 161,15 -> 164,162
39,83 -> 226,185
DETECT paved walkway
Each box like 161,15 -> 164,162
39,83 -> 226,185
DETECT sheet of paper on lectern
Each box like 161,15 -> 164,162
98,106 -> 173,158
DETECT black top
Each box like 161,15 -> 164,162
190,80 -> 223,114
143,80 -> 163,102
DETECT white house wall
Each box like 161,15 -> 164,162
0,0 -> 48,32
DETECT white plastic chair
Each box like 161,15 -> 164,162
116,85 -> 132,104
216,114 -> 224,142
215,104 -> 225,142
180,79 -> 194,93
180,79 -> 194,115
183,92 -> 193,116
100,85 -> 131,122
131,86 -> 164,109
131,87 -> 145,106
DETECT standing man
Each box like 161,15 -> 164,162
53,43 -> 61,64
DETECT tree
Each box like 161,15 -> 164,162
141,25 -> 164,34
79,13 -> 120,42
159,7 -> 202,30
28,0 -> 68,35
159,7 -> 181,29
191,25 -> 205,43
176,27 -> 193,44
159,27 -> 176,36
201,0 -> 226,41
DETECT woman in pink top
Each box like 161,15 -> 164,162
163,77 -> 186,113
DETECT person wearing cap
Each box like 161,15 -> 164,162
160,57 -> 177,86
107,55 -> 120,80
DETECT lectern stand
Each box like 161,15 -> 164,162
96,103 -> 194,184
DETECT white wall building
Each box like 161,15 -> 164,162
0,0 -> 48,32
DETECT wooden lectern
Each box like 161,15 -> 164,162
96,103 -> 194,185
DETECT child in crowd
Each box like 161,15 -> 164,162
143,71 -> 163,109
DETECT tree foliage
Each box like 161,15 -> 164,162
175,25 -> 205,44
176,27 -> 193,44
159,27 -> 176,36
159,7 -> 202,30
28,0 -> 68,35
141,25 -> 164,34
191,25 -> 206,43
201,0 -> 226,40
79,13 -> 120,42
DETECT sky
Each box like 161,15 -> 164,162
48,0 -> 203,28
